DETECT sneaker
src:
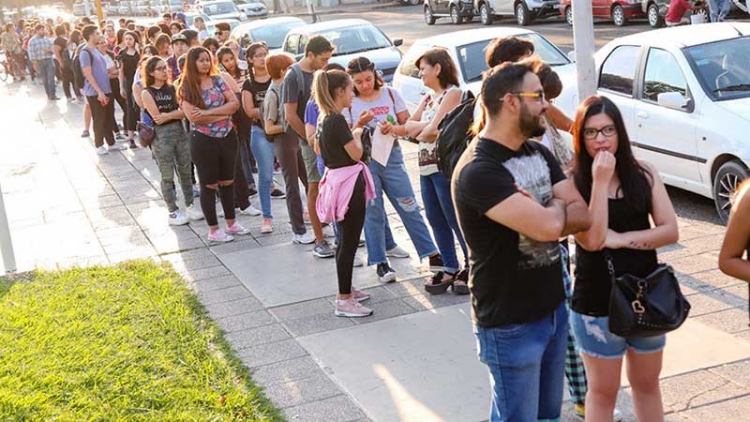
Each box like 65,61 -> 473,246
128,139 -> 137,149
261,218 -> 273,234
248,187 -> 258,198
186,204 -> 204,221
115,133 -> 126,141
108,144 -> 127,152
386,245 -> 410,259
313,240 -> 335,258
238,204 -> 261,216
226,223 -> 251,236
292,232 -> 315,245
334,298 -> 373,318
270,188 -> 286,199
429,254 -> 444,272
351,288 -> 371,302
358,238 -> 366,248
81,129 -> 90,138
168,210 -> 189,226
208,229 -> 234,243
95,145 -> 109,155
574,404 -> 623,421
353,251 -> 365,268
376,263 -> 397,283
192,184 -> 200,198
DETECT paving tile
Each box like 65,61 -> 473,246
351,299 -> 418,325
204,296 -> 264,320
400,291 -> 471,312
679,394 -> 750,422
251,356 -> 322,387
270,298 -> 335,321
717,284 -> 750,310
282,312 -> 357,337
223,324 -> 291,350
180,265 -> 232,282
382,275 -> 434,298
191,274 -> 243,294
237,339 -> 309,369
353,285 -> 399,305
197,285 -> 253,306
209,238 -> 262,255
685,294 -> 735,318
282,395 -> 366,422
263,375 -> 343,409
661,370 -> 735,411
215,310 -> 277,333
710,358 -> 750,389
669,254 -> 722,275
695,309 -> 750,334
688,269 -> 745,290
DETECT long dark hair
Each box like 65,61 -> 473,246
216,46 -> 242,80
245,41 -> 268,80
177,46 -> 219,109
572,95 -> 653,213
143,56 -> 167,87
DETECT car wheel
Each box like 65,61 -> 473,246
648,3 -> 664,28
450,5 -> 463,24
480,3 -> 494,25
713,160 -> 749,224
565,6 -> 573,26
424,5 -> 436,25
409,0 -> 421,5
612,4 -> 627,26
516,2 -> 530,26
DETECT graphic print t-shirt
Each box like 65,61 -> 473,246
453,138 -> 567,328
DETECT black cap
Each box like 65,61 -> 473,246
171,33 -> 188,44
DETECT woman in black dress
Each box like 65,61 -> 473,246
118,30 -> 141,149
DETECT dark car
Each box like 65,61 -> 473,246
561,0 -> 645,26
424,0 -> 475,25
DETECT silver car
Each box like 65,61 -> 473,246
474,0 -> 562,26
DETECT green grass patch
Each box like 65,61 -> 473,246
0,260 -> 281,421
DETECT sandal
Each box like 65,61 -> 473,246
451,269 -> 470,295
424,271 -> 455,295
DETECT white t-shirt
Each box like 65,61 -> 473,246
348,87 -> 407,131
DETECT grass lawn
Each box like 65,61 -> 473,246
0,260 -> 280,421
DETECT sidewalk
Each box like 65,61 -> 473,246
1,79 -> 750,422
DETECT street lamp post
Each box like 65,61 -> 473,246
571,0 -> 597,101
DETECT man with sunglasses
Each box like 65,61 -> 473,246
214,22 -> 230,44
452,61 -> 590,422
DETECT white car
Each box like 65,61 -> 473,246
392,27 -> 575,112
197,0 -> 247,21
556,22 -> 750,223
231,16 -> 305,53
234,0 -> 268,18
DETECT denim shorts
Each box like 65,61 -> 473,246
570,311 -> 665,359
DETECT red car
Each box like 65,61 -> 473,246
560,0 -> 646,26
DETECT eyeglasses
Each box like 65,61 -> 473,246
583,124 -> 617,140
503,90 -> 545,104
154,65 -> 167,71
253,52 -> 267,59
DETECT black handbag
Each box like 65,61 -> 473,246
136,121 -> 155,147
606,251 -> 691,338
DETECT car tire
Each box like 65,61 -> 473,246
424,5 -> 436,25
480,3 -> 494,25
612,4 -> 628,26
713,160 -> 749,224
516,2 -> 530,26
648,3 -> 665,28
565,6 -> 573,26
409,0 -> 421,5
450,5 -> 463,24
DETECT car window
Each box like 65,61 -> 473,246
599,45 -> 640,96
312,25 -> 391,57
685,36 -> 750,101
203,2 -> 236,14
250,21 -> 304,50
642,48 -> 688,103
285,34 -> 300,55
400,43 -> 429,79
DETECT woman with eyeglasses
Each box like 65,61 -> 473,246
389,48 -> 468,294
346,56 -> 444,285
571,95 -> 678,422
141,56 -> 204,226
178,46 -> 248,243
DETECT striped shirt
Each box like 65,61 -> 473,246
27,35 -> 54,61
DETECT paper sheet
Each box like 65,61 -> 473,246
371,129 -> 395,167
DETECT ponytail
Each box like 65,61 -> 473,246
313,69 -> 350,117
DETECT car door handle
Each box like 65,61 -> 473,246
637,111 -> 649,119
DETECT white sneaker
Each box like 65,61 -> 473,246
96,145 -> 109,155
292,232 -> 315,245
353,251 -> 365,268
238,204 -> 261,216
168,210 -> 189,226
108,144 -> 127,152
334,298 -> 373,317
185,204 -> 204,221
386,245 -> 410,258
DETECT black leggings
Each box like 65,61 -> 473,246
109,78 -> 127,129
123,78 -> 139,132
336,173 -> 366,295
190,130 -> 239,226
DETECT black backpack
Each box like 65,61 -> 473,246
436,90 -> 476,180
72,44 -> 93,91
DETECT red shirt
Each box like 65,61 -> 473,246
666,0 -> 691,23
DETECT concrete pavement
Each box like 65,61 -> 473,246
1,70 -> 750,422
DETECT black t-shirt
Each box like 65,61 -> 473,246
118,49 -> 140,82
452,138 -> 567,328
53,36 -> 70,64
320,113 -> 356,169
242,76 -> 271,127
145,84 -> 179,125
281,63 -> 313,135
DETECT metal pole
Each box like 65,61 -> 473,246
84,0 -> 91,17
0,183 -> 16,273
571,0 -> 597,101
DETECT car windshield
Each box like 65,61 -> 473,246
684,36 -> 750,101
250,21 -> 304,49
316,25 -> 392,57
456,33 -> 570,83
204,2 -> 237,15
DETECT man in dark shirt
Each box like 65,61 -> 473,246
452,61 -> 590,422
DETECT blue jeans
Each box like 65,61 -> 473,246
38,58 -> 56,99
570,311 -> 666,359
474,302 -> 568,422
420,172 -> 467,273
239,134 -> 256,189
250,125 -> 274,219
365,146 -> 438,265
708,0 -> 730,22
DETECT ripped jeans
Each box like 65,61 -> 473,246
364,145 -> 439,266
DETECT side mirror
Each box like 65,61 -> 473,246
657,92 -> 689,110
393,38 -> 403,47
567,50 -> 576,63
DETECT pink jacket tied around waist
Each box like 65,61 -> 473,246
316,161 -> 375,224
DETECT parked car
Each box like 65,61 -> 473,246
234,0 -> 268,18
641,0 -> 745,27
474,0 -> 561,26
165,0 -> 185,12
231,16 -> 305,53
135,0 -> 153,16
73,2 -> 86,16
281,19 -> 404,83
184,11 -> 213,28
561,0 -> 646,26
392,27 -> 574,112
119,1 -> 135,16
423,0 -> 475,25
197,0 -> 247,21
557,22 -> 750,223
